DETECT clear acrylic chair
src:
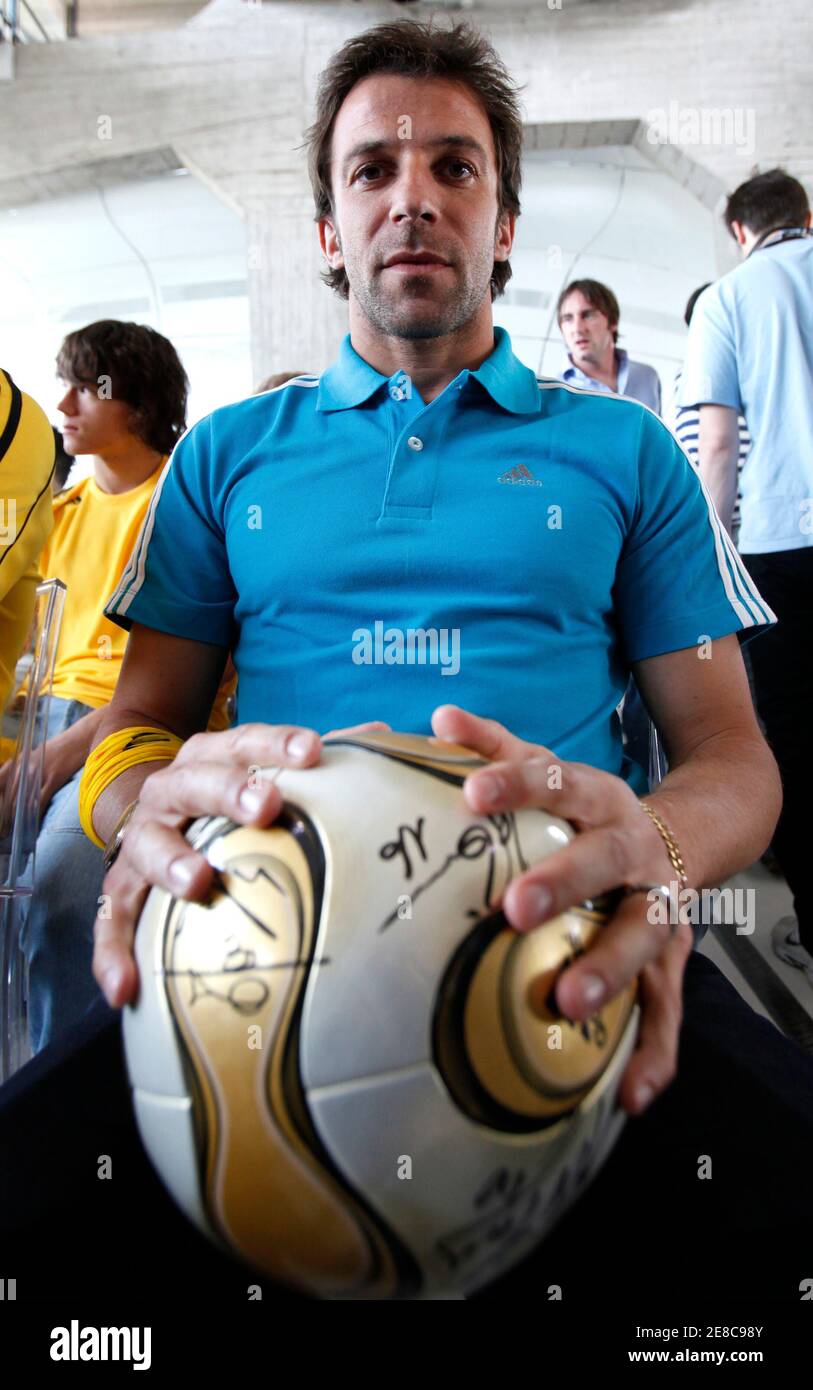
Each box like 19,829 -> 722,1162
0,578 -> 66,1082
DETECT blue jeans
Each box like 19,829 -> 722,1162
7,697 -> 106,1052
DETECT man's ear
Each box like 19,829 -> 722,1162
318,216 -> 344,270
494,209 -> 516,263
729,219 -> 748,248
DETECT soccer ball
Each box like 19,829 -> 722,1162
123,731 -> 638,1300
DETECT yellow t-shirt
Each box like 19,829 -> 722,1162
37,463 -> 234,730
0,370 -> 55,714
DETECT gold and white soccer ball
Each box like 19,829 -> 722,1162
123,732 -> 638,1300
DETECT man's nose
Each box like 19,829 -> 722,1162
57,387 -> 76,414
388,166 -> 439,224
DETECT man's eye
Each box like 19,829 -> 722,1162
351,158 -> 472,182
446,159 -> 475,178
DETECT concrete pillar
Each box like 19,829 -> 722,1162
244,190 -> 348,381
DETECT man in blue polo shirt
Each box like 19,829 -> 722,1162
106,325 -> 766,784
10,20 -> 812,1311
89,20 -> 780,1114
679,168 -> 813,984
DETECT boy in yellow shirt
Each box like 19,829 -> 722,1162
11,320 -> 232,1051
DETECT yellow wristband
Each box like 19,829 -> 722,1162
79,725 -> 184,848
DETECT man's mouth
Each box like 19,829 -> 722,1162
386,262 -> 450,273
383,251 -> 451,270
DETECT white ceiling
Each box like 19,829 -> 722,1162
14,0 -> 661,43
16,0 -> 209,41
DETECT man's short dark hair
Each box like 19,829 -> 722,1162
724,168 -> 810,239
556,279 -> 621,344
56,320 -> 188,456
304,19 -> 524,300
684,283 -> 712,328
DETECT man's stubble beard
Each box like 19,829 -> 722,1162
577,337 -> 615,370
339,235 -> 496,341
575,347 -> 599,368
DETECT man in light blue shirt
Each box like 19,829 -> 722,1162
678,177 -> 813,551
678,167 -> 813,980
557,278 -> 662,414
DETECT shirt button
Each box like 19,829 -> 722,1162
407,436 -> 424,451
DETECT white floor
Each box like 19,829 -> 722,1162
698,860 -> 813,1042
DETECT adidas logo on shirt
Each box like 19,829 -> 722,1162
498,464 -> 543,486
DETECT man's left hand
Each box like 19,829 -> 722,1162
431,703 -> 693,1117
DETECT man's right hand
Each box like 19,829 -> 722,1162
92,718 -> 391,1009
92,722 -> 323,1009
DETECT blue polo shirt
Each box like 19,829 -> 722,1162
677,232 -> 813,554
561,348 -> 662,415
106,327 -> 772,783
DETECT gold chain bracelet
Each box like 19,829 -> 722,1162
639,801 -> 689,889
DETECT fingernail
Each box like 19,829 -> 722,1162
169,855 -> 198,888
579,974 -> 606,1008
634,1082 -> 655,1111
239,787 -> 264,815
476,773 -> 504,807
287,732 -> 313,758
525,884 -> 552,924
